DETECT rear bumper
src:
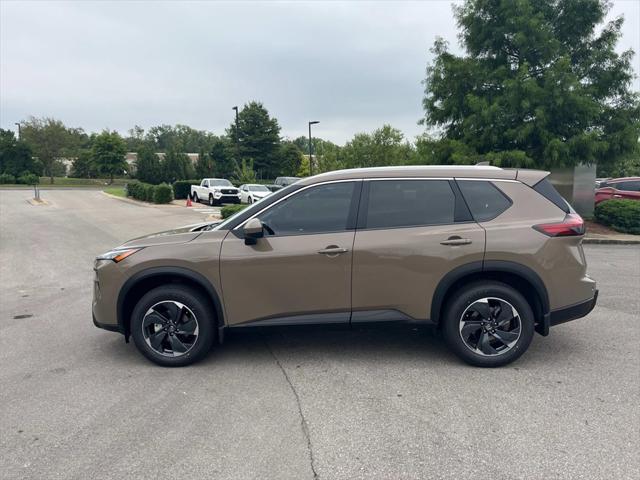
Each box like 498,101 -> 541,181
549,289 -> 598,327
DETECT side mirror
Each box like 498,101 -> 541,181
243,218 -> 264,245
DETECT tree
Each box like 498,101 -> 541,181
162,146 -> 193,183
211,138 -> 237,178
279,142 -> 304,176
91,130 -> 127,183
70,149 -> 96,178
233,158 -> 258,184
0,129 -> 40,177
227,101 -> 281,178
342,125 -> 416,168
195,148 -> 215,179
20,117 -> 71,183
421,0 -> 640,169
135,144 -> 162,184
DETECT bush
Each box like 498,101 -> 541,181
153,183 -> 174,204
221,204 -> 248,219
594,199 -> 640,235
17,173 -> 40,185
144,183 -> 155,202
173,179 -> 199,199
0,173 -> 16,184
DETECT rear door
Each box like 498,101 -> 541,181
614,180 -> 640,201
351,179 -> 485,322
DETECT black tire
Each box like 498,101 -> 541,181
441,281 -> 534,367
248,197 -> 253,204
208,194 -> 215,206
131,285 -> 216,367
192,192 -> 199,203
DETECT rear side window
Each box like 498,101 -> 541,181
532,178 -> 570,213
615,181 -> 640,192
457,180 -> 512,222
364,180 -> 455,229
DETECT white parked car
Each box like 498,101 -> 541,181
239,184 -> 272,204
190,179 -> 241,206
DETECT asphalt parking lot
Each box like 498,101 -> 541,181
1,189 -> 639,480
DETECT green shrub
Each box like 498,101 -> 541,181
0,173 -> 16,184
17,173 -> 40,185
125,182 -> 140,198
221,204 -> 249,219
144,183 -> 155,202
594,199 -> 640,235
153,183 -> 174,204
173,179 -> 199,199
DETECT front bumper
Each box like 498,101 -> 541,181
549,289 -> 599,327
93,312 -> 123,333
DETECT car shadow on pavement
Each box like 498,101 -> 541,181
100,322 -> 579,368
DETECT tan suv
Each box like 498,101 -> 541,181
93,166 -> 598,367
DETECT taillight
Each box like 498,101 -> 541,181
533,213 -> 585,237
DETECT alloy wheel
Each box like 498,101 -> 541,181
142,301 -> 199,357
458,297 -> 521,356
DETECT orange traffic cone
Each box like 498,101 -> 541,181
186,197 -> 193,207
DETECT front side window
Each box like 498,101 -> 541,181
249,185 -> 270,192
364,180 -> 455,229
258,182 -> 356,236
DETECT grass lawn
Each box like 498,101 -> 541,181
38,177 -> 130,186
103,187 -> 126,197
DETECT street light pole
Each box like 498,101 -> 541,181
232,106 -> 240,163
308,121 -> 319,176
14,122 -> 20,139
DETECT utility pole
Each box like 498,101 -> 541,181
14,122 -> 21,139
308,121 -> 319,176
232,106 -> 240,161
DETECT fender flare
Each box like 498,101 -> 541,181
430,260 -> 550,329
117,266 -> 225,338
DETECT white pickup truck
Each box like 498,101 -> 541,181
190,178 -> 241,206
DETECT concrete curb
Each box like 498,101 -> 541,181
583,238 -> 640,245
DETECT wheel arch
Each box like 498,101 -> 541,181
117,267 -> 224,341
430,260 -> 550,335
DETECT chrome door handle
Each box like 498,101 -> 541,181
317,246 -> 349,255
440,237 -> 472,246
613,194 -> 622,198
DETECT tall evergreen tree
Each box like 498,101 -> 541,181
421,0 -> 640,168
91,130 -> 127,183
227,102 -> 281,178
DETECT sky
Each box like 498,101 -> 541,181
1,0 -> 639,145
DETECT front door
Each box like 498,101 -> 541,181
220,181 -> 361,326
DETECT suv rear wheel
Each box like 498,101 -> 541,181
131,285 -> 215,367
442,281 -> 534,367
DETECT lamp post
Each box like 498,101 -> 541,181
232,106 -> 240,160
14,122 -> 20,139
308,121 -> 319,176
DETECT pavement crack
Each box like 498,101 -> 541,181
264,339 -> 319,480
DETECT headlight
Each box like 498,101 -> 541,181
214,191 -> 222,198
96,248 -> 142,263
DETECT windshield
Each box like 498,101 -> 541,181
209,179 -> 232,187
249,185 -> 270,192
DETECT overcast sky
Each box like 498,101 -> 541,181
1,0 -> 638,145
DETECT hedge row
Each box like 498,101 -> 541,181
0,173 -> 40,185
173,179 -> 200,199
126,182 -> 174,204
221,204 -> 248,219
594,199 -> 640,235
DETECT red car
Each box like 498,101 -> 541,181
595,177 -> 640,204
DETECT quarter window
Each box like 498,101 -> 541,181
457,180 -> 512,221
258,182 -> 356,236
364,180 -> 455,229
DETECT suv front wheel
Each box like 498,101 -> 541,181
442,282 -> 534,367
130,285 -> 216,367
